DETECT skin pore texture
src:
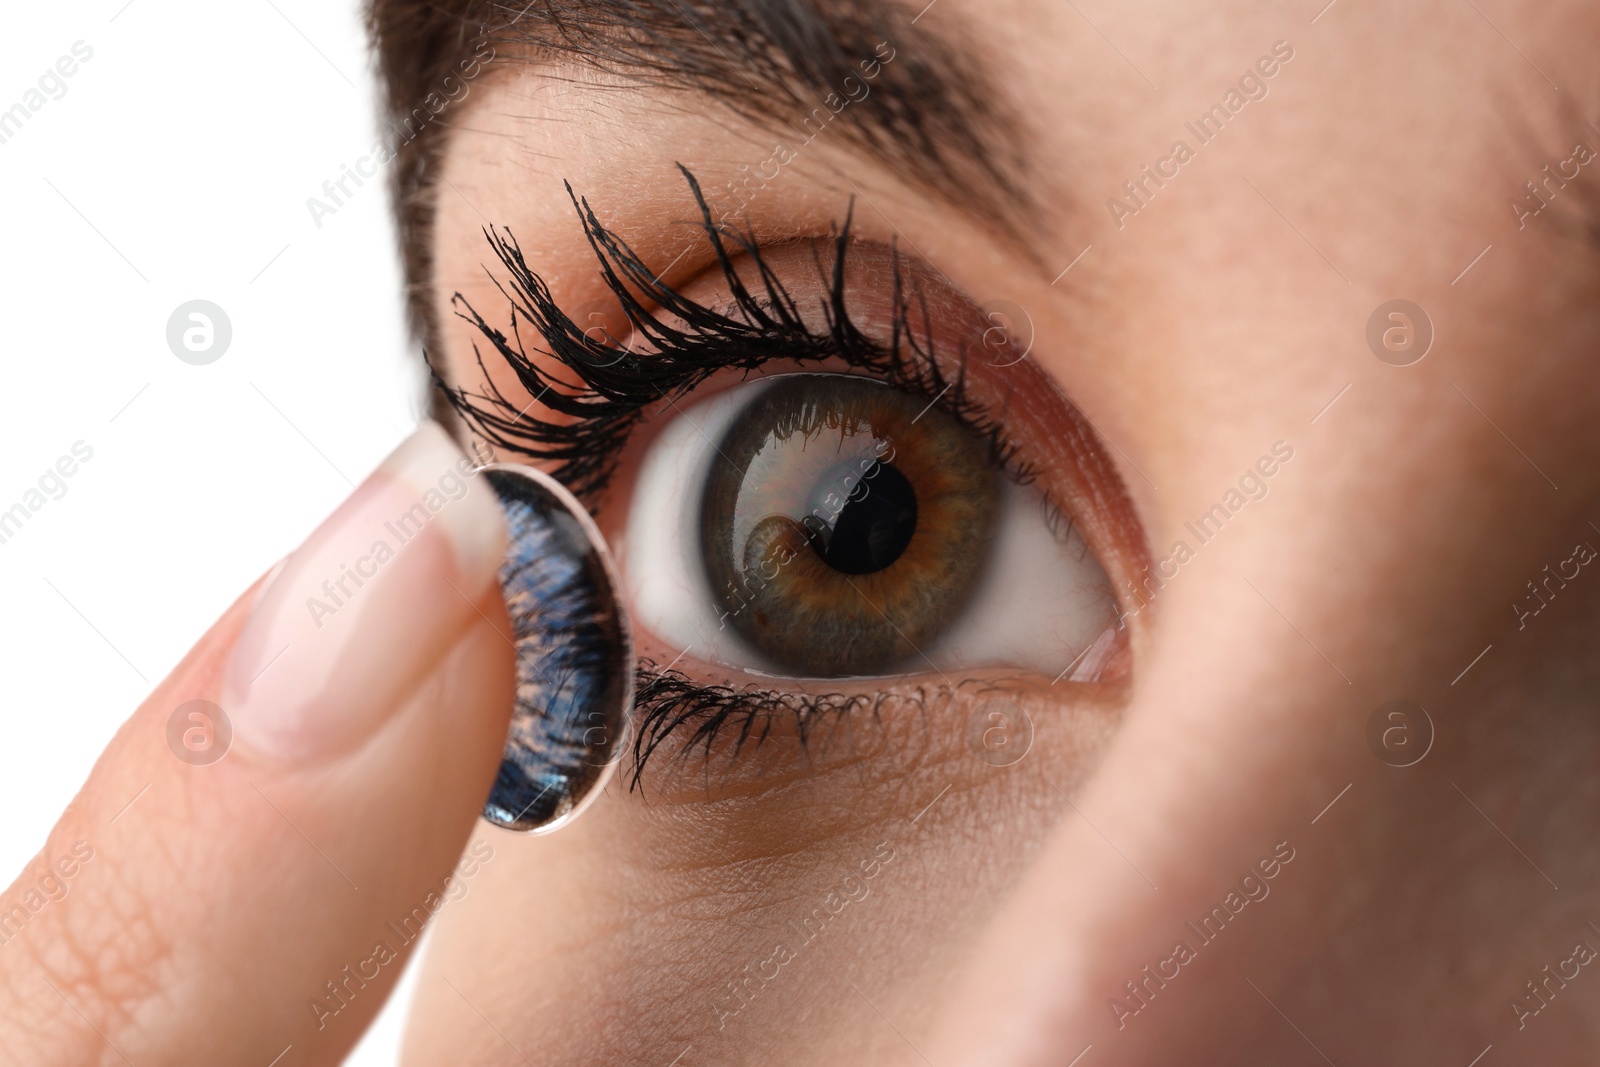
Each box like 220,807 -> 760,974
410,1 -> 1600,1063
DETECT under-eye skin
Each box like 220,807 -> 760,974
436,167 -> 1132,779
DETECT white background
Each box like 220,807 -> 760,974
0,1 -> 428,1060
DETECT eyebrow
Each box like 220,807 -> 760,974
484,0 -> 1033,231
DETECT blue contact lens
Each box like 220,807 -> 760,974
480,465 -> 633,833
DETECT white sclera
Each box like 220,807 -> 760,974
619,376 -> 1119,680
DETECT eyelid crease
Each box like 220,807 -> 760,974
429,164 -> 1030,507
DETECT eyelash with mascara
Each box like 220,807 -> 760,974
432,166 -> 1036,784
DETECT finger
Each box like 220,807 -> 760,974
0,422 -> 516,1067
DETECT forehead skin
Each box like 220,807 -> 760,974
413,1 -> 1600,1063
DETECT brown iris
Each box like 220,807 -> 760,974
700,374 -> 999,676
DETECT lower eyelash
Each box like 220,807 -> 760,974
630,661 -> 931,789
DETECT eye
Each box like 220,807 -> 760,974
621,371 -> 1119,679
439,168 -> 1144,774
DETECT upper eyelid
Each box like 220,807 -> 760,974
434,170 -> 1146,633
433,167 -> 1034,506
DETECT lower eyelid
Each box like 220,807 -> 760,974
624,645 -> 1131,801
627,658 -> 892,793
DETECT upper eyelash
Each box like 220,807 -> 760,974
430,164 -> 1031,506
432,166 -> 1045,781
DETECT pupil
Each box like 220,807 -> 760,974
804,460 -> 918,575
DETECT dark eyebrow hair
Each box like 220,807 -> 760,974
367,0 -> 1031,356
492,1 -> 1026,210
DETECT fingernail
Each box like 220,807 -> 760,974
223,422 -> 506,763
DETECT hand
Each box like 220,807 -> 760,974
0,424 -> 515,1066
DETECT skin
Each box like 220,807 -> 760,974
3,2 -> 1597,1065
418,1 -> 1600,1064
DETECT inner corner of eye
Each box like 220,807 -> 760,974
615,371 -> 1119,685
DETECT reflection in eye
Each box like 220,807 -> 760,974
624,374 -> 1119,679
